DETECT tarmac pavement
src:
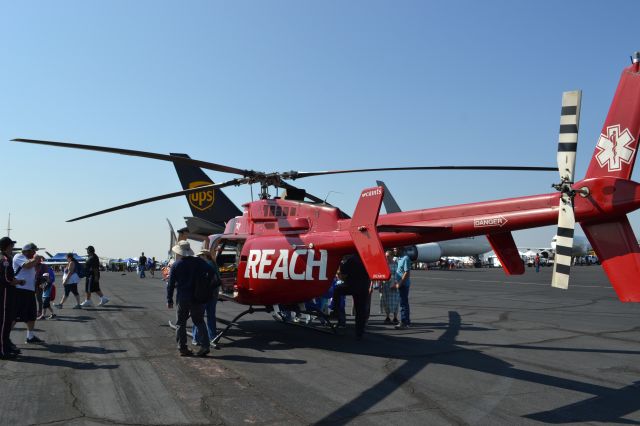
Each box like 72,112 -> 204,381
1,266 -> 639,425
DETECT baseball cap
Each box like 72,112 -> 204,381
22,242 -> 39,251
86,245 -> 95,252
0,237 -> 16,250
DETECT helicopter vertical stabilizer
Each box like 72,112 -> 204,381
584,60 -> 640,181
349,187 -> 390,281
578,57 -> 640,300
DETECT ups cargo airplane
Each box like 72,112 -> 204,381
170,153 -> 242,240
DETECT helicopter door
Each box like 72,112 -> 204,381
213,238 -> 244,298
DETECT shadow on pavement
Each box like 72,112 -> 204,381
100,304 -> 146,309
218,311 -> 640,424
87,305 -> 146,311
13,354 -> 119,370
50,315 -> 95,323
45,344 -> 128,356
214,354 -> 306,365
525,381 -> 640,424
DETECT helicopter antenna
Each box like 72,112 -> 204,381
324,191 -> 342,204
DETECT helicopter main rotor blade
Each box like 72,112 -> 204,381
12,138 -> 255,177
67,178 -> 245,222
285,165 -> 559,179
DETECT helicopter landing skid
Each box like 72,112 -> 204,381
167,320 -> 193,337
271,306 -> 338,335
211,306 -> 272,345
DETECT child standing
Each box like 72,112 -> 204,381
40,269 -> 56,320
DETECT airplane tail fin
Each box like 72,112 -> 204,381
170,153 -> 242,225
584,60 -> 640,180
167,218 -> 178,258
376,180 -> 402,213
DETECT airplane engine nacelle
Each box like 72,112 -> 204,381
405,245 -> 418,262
415,243 -> 443,263
572,236 -> 589,257
539,250 -> 552,259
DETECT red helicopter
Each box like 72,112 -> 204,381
13,52 -> 640,340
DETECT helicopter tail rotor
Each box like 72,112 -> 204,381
551,90 -> 582,290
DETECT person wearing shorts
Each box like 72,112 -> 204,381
81,246 -> 109,307
12,243 -> 44,344
55,253 -> 82,309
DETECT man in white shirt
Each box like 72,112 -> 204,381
12,243 -> 44,343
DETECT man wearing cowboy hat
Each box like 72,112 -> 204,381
167,241 -> 214,357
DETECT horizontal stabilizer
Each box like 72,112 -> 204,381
349,187 -> 390,281
582,216 -> 640,302
486,232 -> 524,275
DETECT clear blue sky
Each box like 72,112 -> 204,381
2,1 -> 639,260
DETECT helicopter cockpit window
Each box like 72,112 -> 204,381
263,205 -> 296,217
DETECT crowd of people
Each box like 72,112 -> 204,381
0,230 -> 414,360
328,246 -> 412,340
166,241 -> 220,357
162,241 -> 414,354
0,238 -> 109,360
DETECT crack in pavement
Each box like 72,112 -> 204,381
380,358 -> 466,425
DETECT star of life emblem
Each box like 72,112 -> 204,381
595,124 -> 636,172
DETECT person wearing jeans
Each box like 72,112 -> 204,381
393,247 -> 412,329
167,241 -> 212,357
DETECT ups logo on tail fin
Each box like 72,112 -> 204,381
188,181 -> 215,211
